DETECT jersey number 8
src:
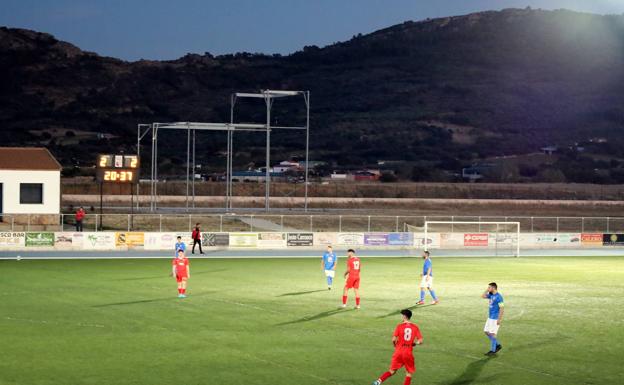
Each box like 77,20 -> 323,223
353,261 -> 360,270
404,328 -> 412,341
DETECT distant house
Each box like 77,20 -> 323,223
540,146 -> 558,155
272,160 -> 300,173
462,163 -> 495,182
0,147 -> 62,223
231,171 -> 286,183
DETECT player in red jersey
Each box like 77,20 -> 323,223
372,309 -> 423,385
171,249 -> 190,298
341,248 -> 361,309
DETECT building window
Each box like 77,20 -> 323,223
20,183 -> 43,204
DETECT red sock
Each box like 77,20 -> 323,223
356,297 -> 360,306
342,295 -> 347,305
379,371 -> 393,382
404,376 -> 412,385
178,288 -> 181,294
182,289 -> 186,294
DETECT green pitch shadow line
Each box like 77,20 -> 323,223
377,304 -> 433,319
92,291 -> 216,307
275,308 -> 356,326
277,289 -> 327,297
445,357 -> 493,385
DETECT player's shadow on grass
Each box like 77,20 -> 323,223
92,291 -> 215,307
377,304 -> 431,319
276,308 -> 356,326
277,289 -> 327,297
445,358 -> 492,385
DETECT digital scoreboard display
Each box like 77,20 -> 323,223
96,154 -> 140,183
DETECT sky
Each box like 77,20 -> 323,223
2,0 -> 624,61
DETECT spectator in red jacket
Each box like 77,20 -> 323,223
75,207 -> 85,232
191,223 -> 204,254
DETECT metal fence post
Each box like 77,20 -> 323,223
95,214 -> 99,232
310,215 -> 313,232
189,215 -> 192,232
27,214 -> 30,231
128,214 -> 131,231
220,215 -> 223,232
367,216 -> 371,232
556,217 -> 560,234
581,217 -> 585,233
250,215 -> 254,232
607,217 -> 610,233
395,216 -> 399,232
531,217 -> 534,233
159,214 -> 163,232
339,215 -> 342,232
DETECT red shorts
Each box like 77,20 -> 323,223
390,350 -> 415,373
345,276 -> 360,289
176,275 -> 188,283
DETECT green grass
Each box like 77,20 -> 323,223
1,256 -> 623,385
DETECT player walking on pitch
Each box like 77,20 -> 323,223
482,282 -> 504,355
322,245 -> 337,290
172,250 -> 190,298
175,236 -> 186,257
417,251 -> 439,305
341,249 -> 361,308
372,309 -> 423,385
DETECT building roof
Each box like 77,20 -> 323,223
0,147 -> 62,171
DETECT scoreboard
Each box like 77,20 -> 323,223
96,154 -> 140,183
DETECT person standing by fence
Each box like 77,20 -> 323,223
191,223 -> 204,254
75,207 -> 85,232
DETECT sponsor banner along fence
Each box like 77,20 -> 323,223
83,232 -> 116,250
581,233 -> 603,246
603,233 -> 624,246
0,232 -> 25,247
115,232 -> 145,247
257,233 -> 287,248
0,231 -> 619,251
287,233 -> 314,247
202,233 -> 230,247
25,232 -> 55,247
229,233 -> 258,248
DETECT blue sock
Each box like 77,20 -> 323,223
420,290 -> 425,301
488,335 -> 497,352
327,276 -> 333,286
430,290 -> 438,301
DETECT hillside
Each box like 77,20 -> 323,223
1,8 -> 624,183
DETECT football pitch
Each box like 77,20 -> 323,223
1,256 -> 622,385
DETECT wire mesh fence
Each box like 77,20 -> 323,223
2,213 -> 624,233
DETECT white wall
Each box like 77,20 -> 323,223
0,170 -> 60,214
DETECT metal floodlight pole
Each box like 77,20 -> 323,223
304,91 -> 310,211
185,123 -> 191,211
265,93 -> 272,211
137,124 -> 152,210
192,128 -> 196,208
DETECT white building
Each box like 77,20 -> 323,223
0,147 -> 62,215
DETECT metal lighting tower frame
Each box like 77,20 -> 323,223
145,122 -> 269,212
229,90 -> 310,212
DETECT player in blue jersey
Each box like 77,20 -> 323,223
175,236 -> 186,256
482,282 -> 504,355
417,251 -> 439,305
321,245 -> 337,290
